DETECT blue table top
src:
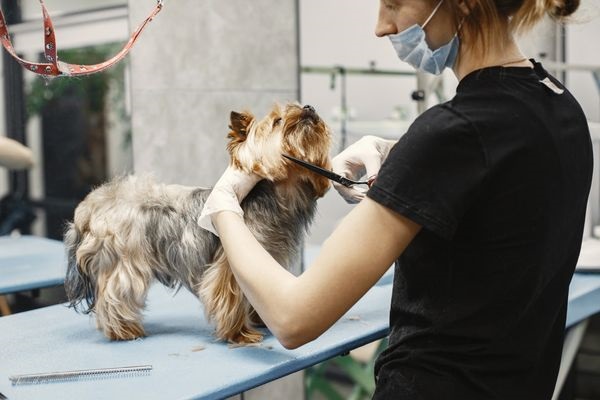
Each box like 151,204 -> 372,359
0,235 -> 66,295
0,280 -> 392,400
0,243 -> 599,400
566,273 -> 600,327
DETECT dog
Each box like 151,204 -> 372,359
64,103 -> 332,344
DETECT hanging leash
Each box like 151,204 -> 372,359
0,0 -> 164,77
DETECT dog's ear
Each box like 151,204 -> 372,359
228,111 -> 254,142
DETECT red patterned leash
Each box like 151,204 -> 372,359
0,0 -> 164,77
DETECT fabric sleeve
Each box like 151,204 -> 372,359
367,105 -> 488,240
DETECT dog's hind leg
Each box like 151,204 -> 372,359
198,248 -> 263,344
95,256 -> 152,341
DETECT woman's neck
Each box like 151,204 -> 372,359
453,37 -> 531,81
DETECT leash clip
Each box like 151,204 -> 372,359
157,0 -> 164,8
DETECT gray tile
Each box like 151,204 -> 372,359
131,89 -> 298,184
129,0 -> 299,184
129,0 -> 298,91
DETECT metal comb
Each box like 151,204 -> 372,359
9,365 -> 152,386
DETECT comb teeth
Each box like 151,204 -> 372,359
9,365 -> 152,386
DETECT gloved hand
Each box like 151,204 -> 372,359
198,166 -> 262,236
331,135 -> 396,204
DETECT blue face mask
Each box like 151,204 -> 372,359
388,0 -> 459,75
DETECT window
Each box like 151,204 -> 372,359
1,1 -> 131,239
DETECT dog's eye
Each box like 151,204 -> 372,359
273,118 -> 282,127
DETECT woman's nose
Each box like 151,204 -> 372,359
375,17 -> 397,37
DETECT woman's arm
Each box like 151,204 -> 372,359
0,137 -> 34,170
213,196 -> 421,349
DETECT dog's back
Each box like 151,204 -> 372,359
64,176 -> 218,312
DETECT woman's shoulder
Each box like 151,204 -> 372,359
405,102 -> 478,141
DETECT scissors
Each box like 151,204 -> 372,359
282,154 -> 375,188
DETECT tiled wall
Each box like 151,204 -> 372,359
128,0 -> 300,186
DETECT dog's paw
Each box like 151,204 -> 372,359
226,326 -> 263,345
101,321 -> 145,341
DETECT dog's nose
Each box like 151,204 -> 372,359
303,105 -> 315,113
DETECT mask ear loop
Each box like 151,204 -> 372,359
422,0 -> 462,42
422,0 -> 445,29
454,17 -> 465,38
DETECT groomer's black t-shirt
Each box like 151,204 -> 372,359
368,61 -> 593,400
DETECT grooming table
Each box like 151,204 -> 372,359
0,276 -> 392,399
0,250 -> 599,400
0,235 -> 66,295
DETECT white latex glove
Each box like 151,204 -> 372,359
331,135 -> 396,204
198,166 -> 262,236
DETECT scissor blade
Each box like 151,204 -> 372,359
282,154 -> 355,187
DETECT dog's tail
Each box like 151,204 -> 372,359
64,222 -> 106,314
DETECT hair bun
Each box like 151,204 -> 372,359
547,0 -> 580,18
495,0 -> 526,16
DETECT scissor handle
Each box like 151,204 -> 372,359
341,175 -> 376,188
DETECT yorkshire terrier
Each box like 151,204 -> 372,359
64,103 -> 331,344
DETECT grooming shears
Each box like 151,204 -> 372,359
282,154 -> 375,188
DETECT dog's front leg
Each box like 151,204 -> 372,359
198,248 -> 263,344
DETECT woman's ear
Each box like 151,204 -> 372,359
457,0 -> 473,16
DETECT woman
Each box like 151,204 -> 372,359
199,0 -> 592,398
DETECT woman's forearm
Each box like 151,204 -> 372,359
212,198 -> 421,349
213,211 -> 303,347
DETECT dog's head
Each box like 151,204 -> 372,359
227,103 -> 332,197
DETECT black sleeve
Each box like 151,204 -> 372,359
367,105 -> 488,240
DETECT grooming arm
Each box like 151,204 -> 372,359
213,197 -> 421,349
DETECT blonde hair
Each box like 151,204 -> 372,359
446,0 -> 580,57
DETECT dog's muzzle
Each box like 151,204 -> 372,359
301,104 -> 319,123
